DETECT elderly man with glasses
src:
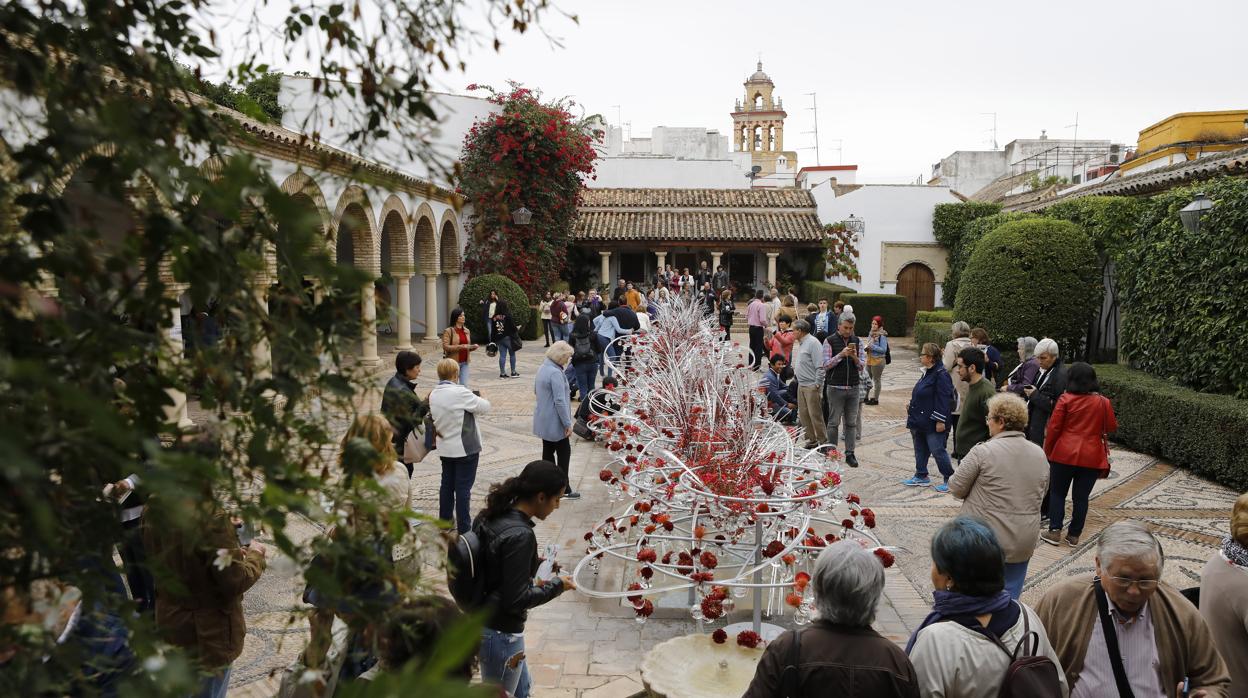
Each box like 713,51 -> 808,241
1035,520 -> 1230,698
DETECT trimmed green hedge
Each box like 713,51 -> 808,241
1096,364 -> 1248,490
841,293 -> 907,336
522,306 -> 542,341
915,309 -> 955,325
946,211 -> 1036,307
955,218 -> 1100,357
458,273 -> 531,341
914,321 -> 951,350
802,280 -> 854,305
932,201 -> 1003,305
1118,176 -> 1248,398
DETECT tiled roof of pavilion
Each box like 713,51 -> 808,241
575,188 -> 823,243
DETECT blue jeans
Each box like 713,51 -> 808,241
911,428 -> 954,481
573,361 -> 597,402
439,453 -> 479,533
551,322 -> 572,342
1048,461 -> 1099,536
497,336 -> 516,374
481,628 -> 530,697
193,666 -> 231,698
1003,560 -> 1029,600
458,361 -> 470,387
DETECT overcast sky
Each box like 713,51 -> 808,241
215,0 -> 1248,183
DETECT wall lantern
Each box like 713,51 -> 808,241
844,214 -> 865,241
1179,193 -> 1213,234
511,207 -> 533,225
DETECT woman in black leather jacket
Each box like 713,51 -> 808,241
475,460 -> 576,698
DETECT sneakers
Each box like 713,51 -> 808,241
901,477 -> 931,487
511,371 -> 520,377
933,483 -> 950,494
1040,515 -> 1050,528
1065,534 -> 1080,546
1040,530 -> 1063,546
499,373 -> 508,379
564,491 -> 582,500
845,453 -> 859,468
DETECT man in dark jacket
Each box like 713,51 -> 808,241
695,261 -> 713,289
1025,338 -> 1067,521
712,265 -> 729,295
381,351 -> 428,475
760,354 -> 797,422
603,302 -> 639,332
743,541 -> 919,698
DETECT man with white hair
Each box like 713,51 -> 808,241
1026,337 -> 1067,524
941,321 -> 975,453
1036,521 -> 1230,698
742,541 -> 919,697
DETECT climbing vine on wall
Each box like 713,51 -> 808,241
823,222 -> 861,283
458,83 -> 600,298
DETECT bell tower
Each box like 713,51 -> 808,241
731,61 -> 798,182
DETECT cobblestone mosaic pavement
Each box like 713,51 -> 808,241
213,335 -> 1241,697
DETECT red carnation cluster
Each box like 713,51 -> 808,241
635,599 -> 655,618
873,548 -> 896,568
712,629 -> 727,644
699,551 -> 718,569
763,540 -> 786,558
861,508 -> 877,529
700,596 -> 723,620
626,582 -> 643,603
636,548 -> 657,564
736,630 -> 763,649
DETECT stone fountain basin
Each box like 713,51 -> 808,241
639,633 -> 764,698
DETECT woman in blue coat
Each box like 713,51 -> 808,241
902,342 -> 956,491
534,342 -> 580,499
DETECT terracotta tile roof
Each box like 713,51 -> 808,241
1010,146 -> 1248,212
574,210 -> 824,243
580,188 -> 816,209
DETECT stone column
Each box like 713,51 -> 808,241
446,272 -> 460,313
655,250 -> 667,272
252,280 -> 272,379
775,124 -> 784,151
394,274 -> 413,351
424,274 -> 439,340
360,282 -> 380,366
711,250 -> 723,270
766,251 -> 779,287
163,300 -> 194,429
599,251 -> 611,288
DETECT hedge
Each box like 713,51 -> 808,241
1096,363 -> 1248,491
802,280 -> 854,305
915,309 -> 955,325
944,211 -> 1036,306
914,321 -> 951,350
932,201 -> 1003,305
955,218 -> 1100,358
1118,176 -> 1248,397
840,293 -> 907,336
458,273 -> 531,341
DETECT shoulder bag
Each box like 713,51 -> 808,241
1094,579 -> 1135,698
781,626 -> 806,697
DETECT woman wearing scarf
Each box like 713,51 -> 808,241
907,516 -> 1067,698
1200,491 -> 1248,697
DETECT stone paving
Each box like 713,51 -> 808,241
219,334 -> 1242,697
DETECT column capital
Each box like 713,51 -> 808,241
599,250 -> 612,258
765,251 -> 781,258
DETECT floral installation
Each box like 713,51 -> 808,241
567,296 -> 897,642
458,82 -> 601,297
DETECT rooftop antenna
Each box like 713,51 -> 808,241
610,104 -> 622,127
1066,112 -> 1079,181
981,112 -> 998,150
802,92 -> 821,166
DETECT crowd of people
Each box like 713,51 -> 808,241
39,282 -> 1247,698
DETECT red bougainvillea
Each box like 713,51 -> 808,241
823,222 -> 861,284
459,83 -> 600,298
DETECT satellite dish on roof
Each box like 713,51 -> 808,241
751,165 -> 762,173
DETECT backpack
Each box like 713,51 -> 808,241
572,332 -> 596,363
446,517 -> 527,610
885,344 -> 892,365
984,604 -> 1063,698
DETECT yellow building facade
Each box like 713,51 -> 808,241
1121,109 -> 1248,173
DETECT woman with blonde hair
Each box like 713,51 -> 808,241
1200,492 -> 1248,696
429,358 -> 492,532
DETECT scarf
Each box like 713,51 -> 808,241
904,589 -> 1018,654
1224,536 -> 1248,568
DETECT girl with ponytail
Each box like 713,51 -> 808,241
476,460 -> 576,698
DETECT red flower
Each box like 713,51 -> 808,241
691,571 -> 715,583
794,572 -> 811,591
635,599 -> 655,617
700,551 -> 718,569
785,593 -> 803,608
599,469 -> 613,482
763,541 -> 785,558
736,630 -> 763,649
873,548 -> 896,568
637,548 -> 657,564
700,596 -> 723,619
712,629 -> 727,644
626,582 -> 643,603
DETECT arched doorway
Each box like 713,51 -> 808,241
896,262 -> 935,330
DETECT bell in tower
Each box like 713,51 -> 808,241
731,61 -> 798,183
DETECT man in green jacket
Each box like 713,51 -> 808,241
952,348 -> 994,466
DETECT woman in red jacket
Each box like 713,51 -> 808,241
1041,362 -> 1117,547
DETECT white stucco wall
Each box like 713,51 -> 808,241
590,154 -> 755,189
930,150 -> 1007,198
810,183 -> 962,300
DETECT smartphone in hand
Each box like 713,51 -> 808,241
236,521 -> 255,547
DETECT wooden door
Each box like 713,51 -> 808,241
896,262 -> 935,330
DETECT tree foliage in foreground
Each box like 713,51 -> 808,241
0,0 -> 563,694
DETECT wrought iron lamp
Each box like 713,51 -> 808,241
1179,193 -> 1213,233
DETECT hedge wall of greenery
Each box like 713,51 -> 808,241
458,273 -> 531,341
841,293 -> 907,336
914,321 -> 951,350
802,280 -> 854,305
1117,176 -> 1248,397
944,211 -> 1036,306
1042,196 -> 1144,264
955,218 -> 1100,357
1096,364 -> 1248,490
932,201 -> 1002,305
915,309 -> 955,325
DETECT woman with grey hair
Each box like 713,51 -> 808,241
742,541 -> 919,697
1003,336 -> 1040,396
533,341 -> 580,499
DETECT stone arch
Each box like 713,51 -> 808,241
278,170 -> 332,240
437,210 -> 462,274
331,185 -> 379,275
377,195 -> 412,276
896,261 -> 936,329
412,202 -> 439,275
